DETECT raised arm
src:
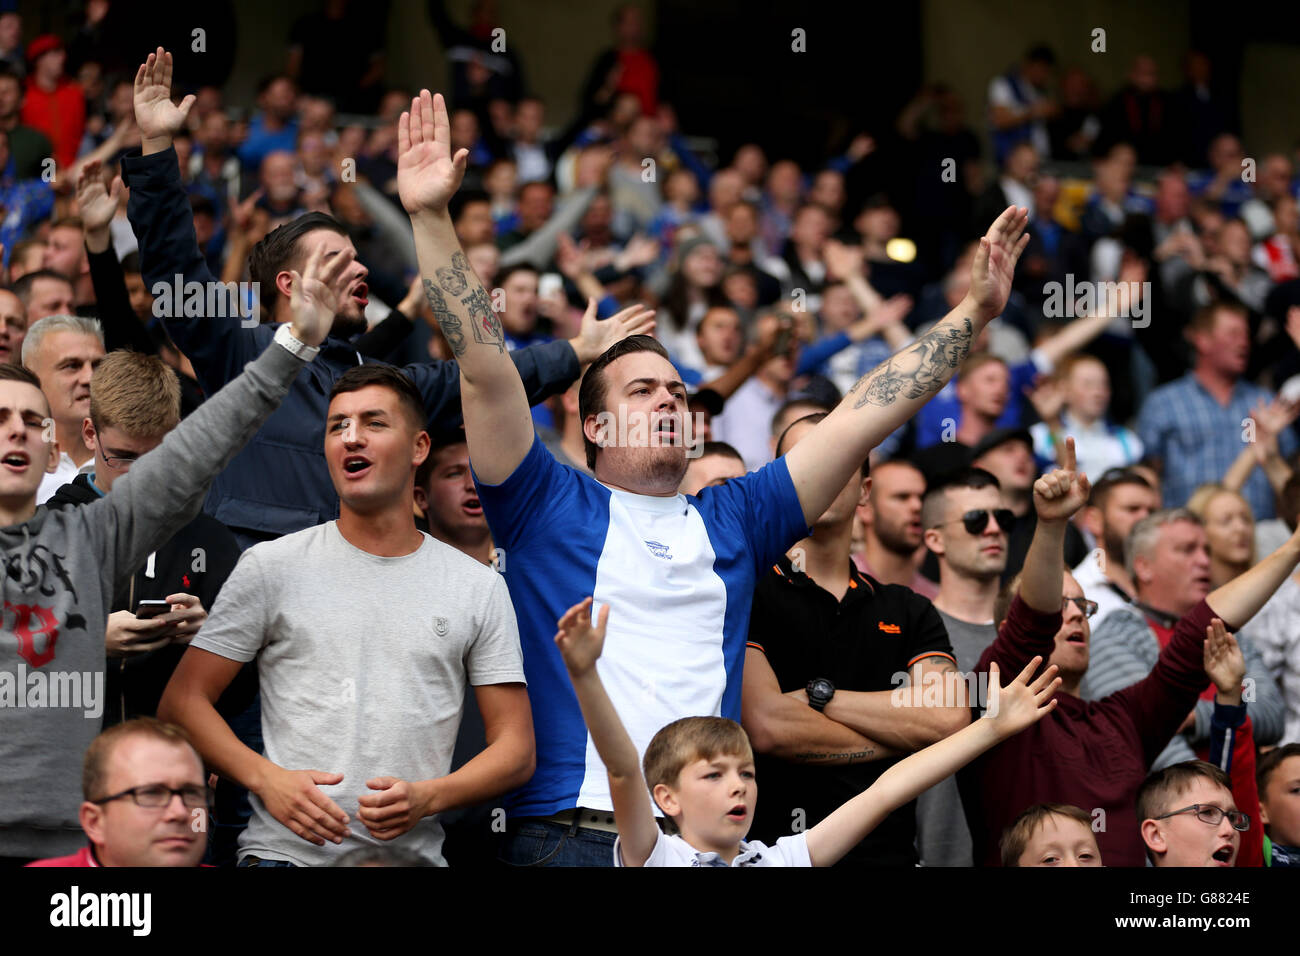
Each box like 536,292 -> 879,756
1020,437 -> 1091,612
1206,523 -> 1300,629
785,207 -> 1029,525
555,599 -> 661,868
398,90 -> 650,484
77,161 -> 156,355
805,657 -> 1060,867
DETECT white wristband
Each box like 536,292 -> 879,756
274,323 -> 321,362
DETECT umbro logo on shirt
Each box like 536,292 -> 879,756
644,540 -> 672,560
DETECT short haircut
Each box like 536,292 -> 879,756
1057,353 -> 1105,381
643,716 -> 753,810
413,431 -> 467,490
49,216 -> 85,234
1187,300 -> 1248,337
958,352 -> 1008,381
493,262 -> 538,291
921,466 -> 1001,529
448,188 -> 491,223
82,718 -> 200,801
1256,742 -> 1300,795
332,845 -> 434,867
577,334 -> 673,470
774,411 -> 828,458
21,314 -> 105,367
328,364 -> 426,432
698,440 -> 743,464
0,363 -> 44,393
247,212 -> 349,317
1136,760 -> 1232,827
1088,467 -> 1153,510
90,351 -> 181,437
120,251 -> 142,276
11,269 -> 74,308
1125,507 -> 1202,578
771,397 -> 832,437
1000,803 -> 1094,866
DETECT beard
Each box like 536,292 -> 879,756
623,445 -> 688,493
330,310 -> 368,339
874,517 -> 921,556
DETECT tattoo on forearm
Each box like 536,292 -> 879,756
793,749 -> 876,765
423,279 -> 467,357
847,317 -> 973,409
461,284 -> 506,353
436,251 -> 470,296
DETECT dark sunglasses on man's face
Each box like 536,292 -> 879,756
931,508 -> 1015,535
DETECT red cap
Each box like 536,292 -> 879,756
26,34 -> 63,65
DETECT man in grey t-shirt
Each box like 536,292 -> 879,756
914,467 -> 1010,867
160,365 -> 534,866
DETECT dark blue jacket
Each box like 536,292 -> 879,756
122,146 -> 579,543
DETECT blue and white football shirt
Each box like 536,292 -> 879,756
475,435 -> 809,817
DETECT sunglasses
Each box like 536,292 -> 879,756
931,508 -> 1014,535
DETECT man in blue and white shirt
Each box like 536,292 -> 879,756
395,89 -> 1032,865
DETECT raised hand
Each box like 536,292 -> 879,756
968,205 -> 1030,321
1024,373 -> 1066,427
823,240 -> 865,281
986,656 -> 1061,736
133,47 -> 195,151
1203,618 -> 1246,704
397,90 -> 468,218
554,597 -> 610,678
288,243 -> 356,346
74,160 -> 122,235
569,299 -> 656,365
1033,435 -> 1091,522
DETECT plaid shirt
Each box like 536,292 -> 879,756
1137,372 -> 1297,519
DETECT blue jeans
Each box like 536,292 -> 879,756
498,821 -> 618,867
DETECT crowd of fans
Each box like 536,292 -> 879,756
1,2 -> 1299,870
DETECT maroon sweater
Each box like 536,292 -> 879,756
961,594 -> 1214,867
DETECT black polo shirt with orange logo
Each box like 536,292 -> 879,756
745,553 -> 954,866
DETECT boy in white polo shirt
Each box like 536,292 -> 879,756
554,597 -> 1061,866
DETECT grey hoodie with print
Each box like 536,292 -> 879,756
0,340 -> 309,858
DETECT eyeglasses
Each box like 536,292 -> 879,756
1154,804 -> 1250,832
94,435 -> 141,471
1063,596 -> 1099,618
930,508 -> 1014,535
92,784 -> 211,810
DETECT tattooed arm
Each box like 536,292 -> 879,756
397,90 -> 535,484
783,206 -> 1029,525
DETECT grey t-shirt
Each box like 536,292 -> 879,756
914,609 -> 997,867
191,521 -> 525,867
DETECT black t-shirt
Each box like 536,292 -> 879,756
746,555 -> 953,866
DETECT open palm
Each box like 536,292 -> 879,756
397,90 -> 467,217
969,205 -> 1030,320
133,47 -> 194,142
75,161 -> 120,233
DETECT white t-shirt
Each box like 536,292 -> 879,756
192,522 -> 525,866
615,827 -> 812,867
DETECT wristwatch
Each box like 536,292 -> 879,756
274,322 -> 321,362
806,678 -> 835,712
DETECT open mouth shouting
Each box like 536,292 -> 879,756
726,803 -> 748,823
342,454 -> 372,479
1,450 -> 30,473
350,281 -> 369,310
1210,843 -> 1235,866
